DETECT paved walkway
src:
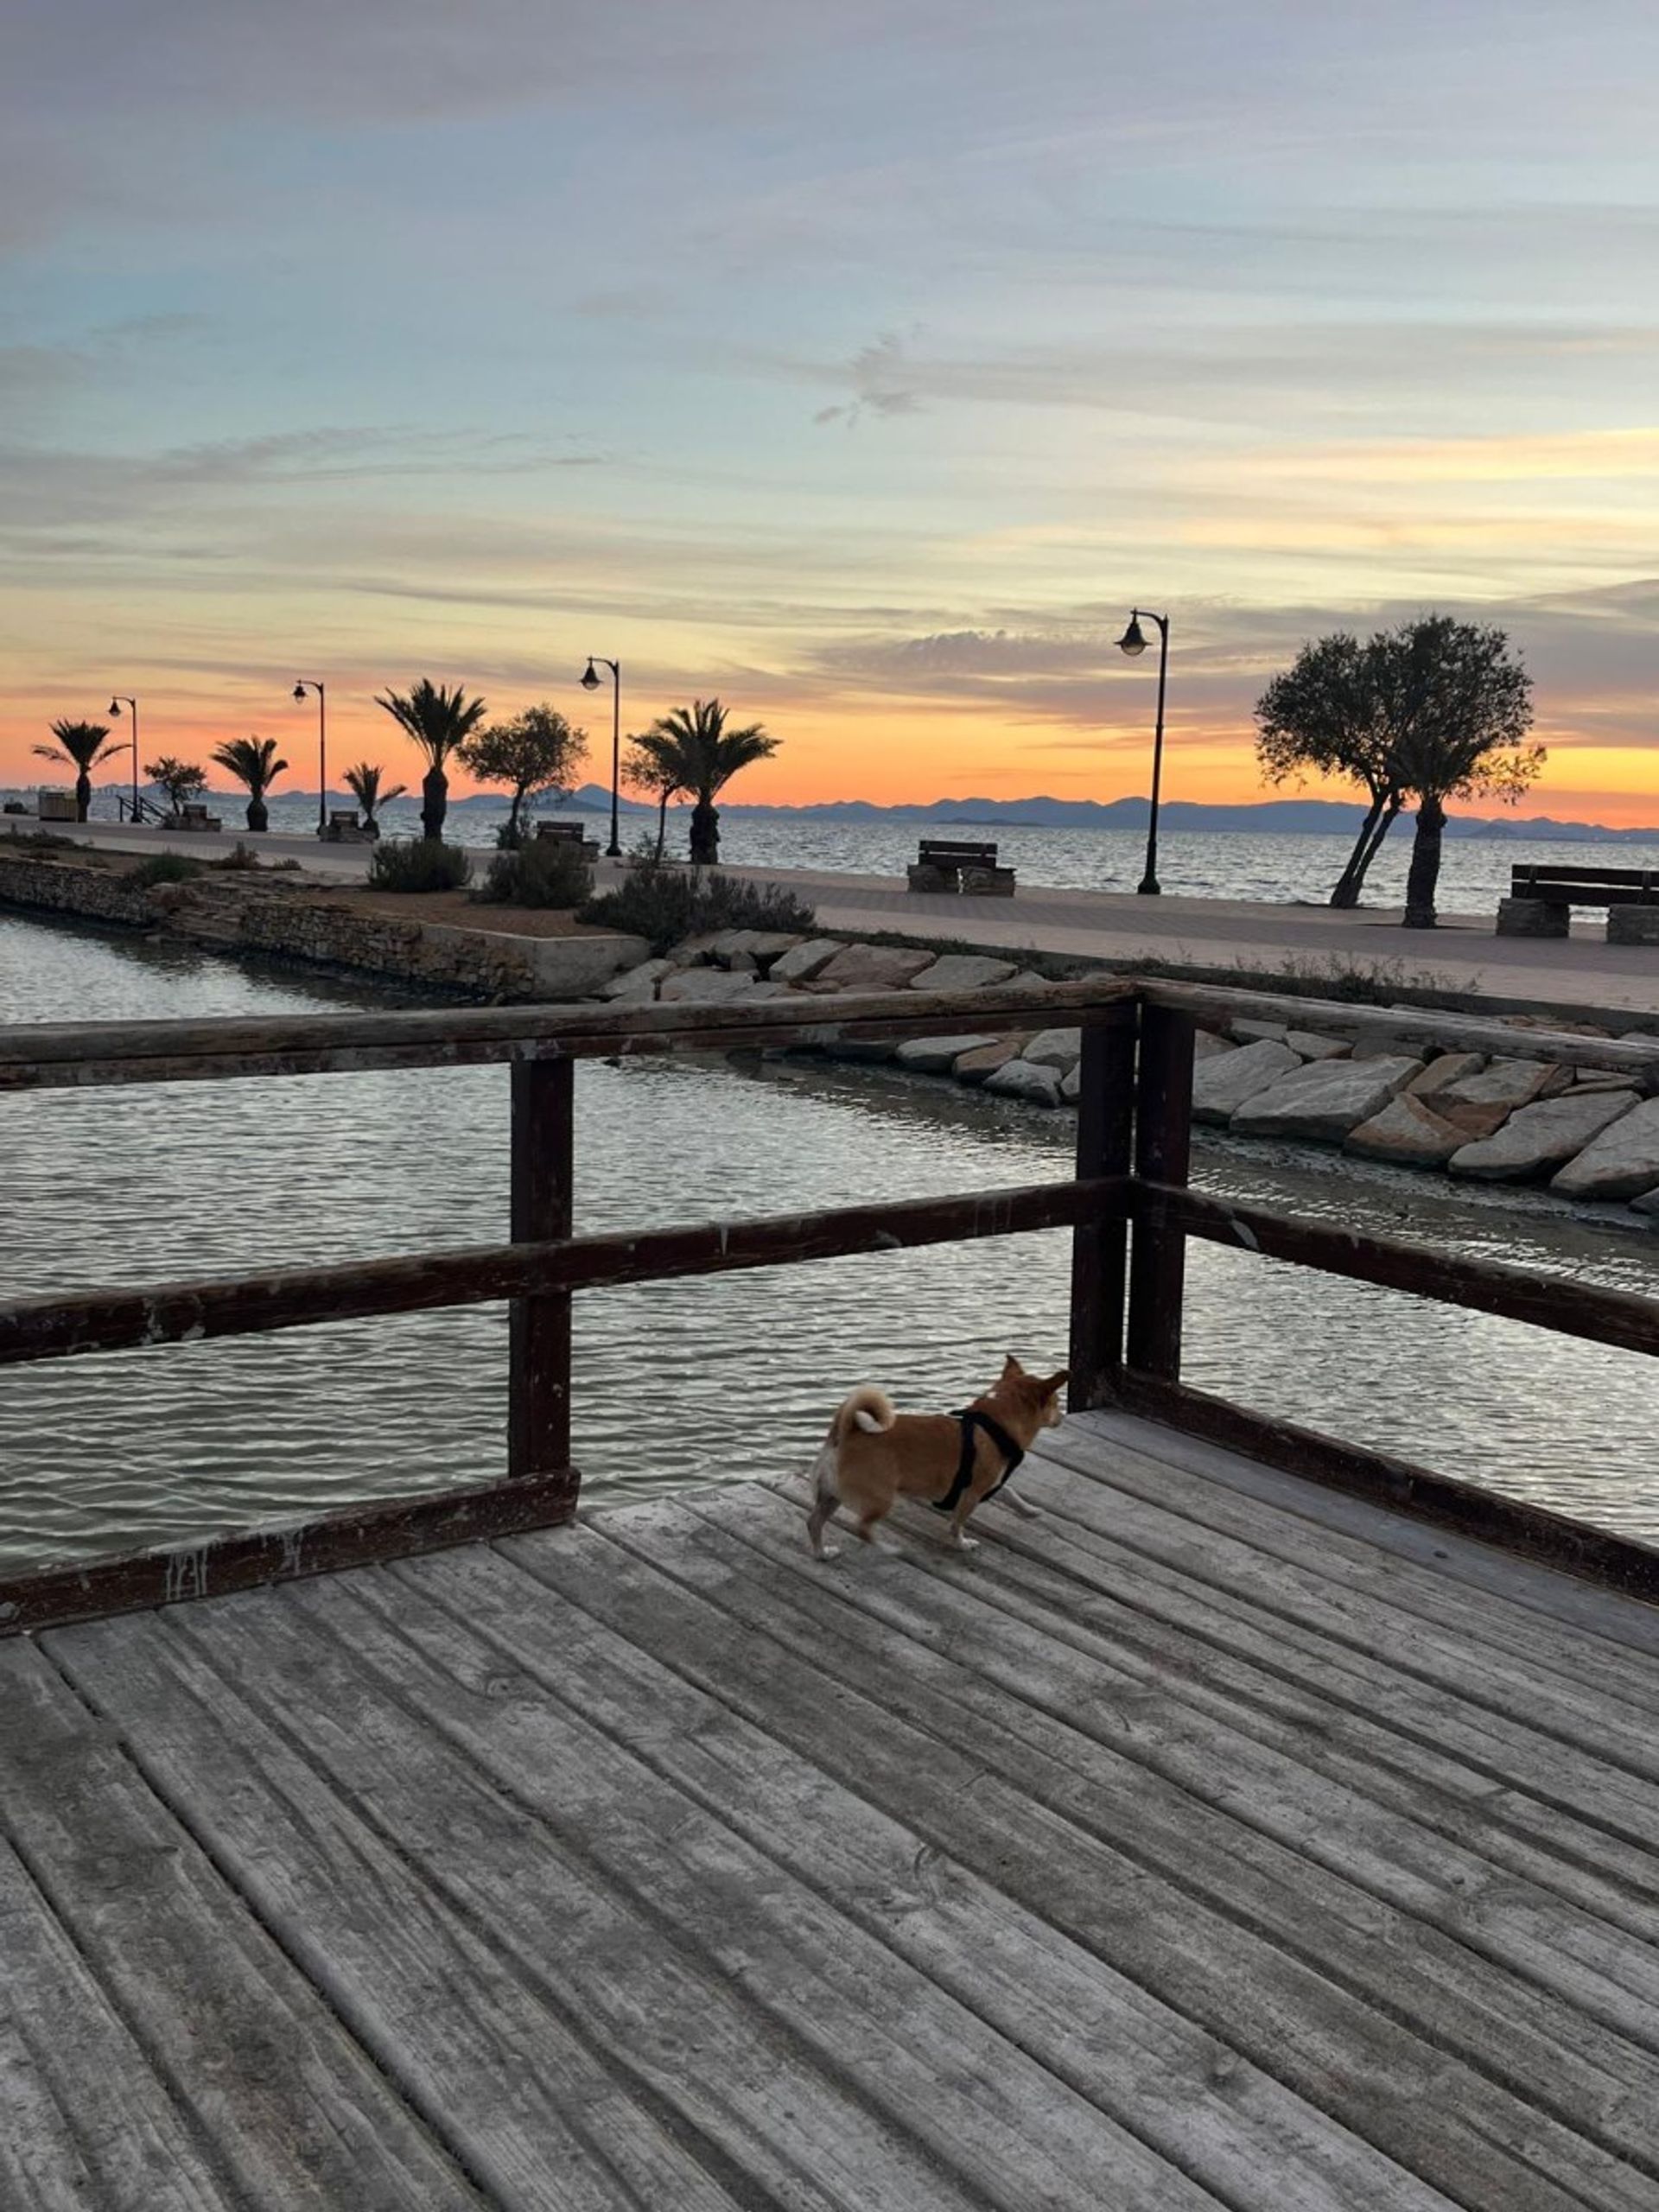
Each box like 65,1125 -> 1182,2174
9,820 -> 1655,1020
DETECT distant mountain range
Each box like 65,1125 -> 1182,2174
41,781 -> 1659,843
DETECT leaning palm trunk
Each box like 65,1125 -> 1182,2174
422,767 -> 448,842
689,797 -> 719,866
1402,797 -> 1446,928
1331,791 -> 1402,907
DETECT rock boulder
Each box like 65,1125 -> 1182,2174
1232,1055 -> 1424,1142
953,1038 -> 1028,1084
907,953 -> 1017,992
1449,1090 -> 1638,1182
1023,1027 -> 1084,1071
1192,1039 -> 1299,1124
893,1033 -> 1000,1074
771,938 -> 846,982
984,1058 -> 1064,1106
1344,1094 -> 1468,1166
1551,1096 -> 1659,1202
816,944 -> 937,992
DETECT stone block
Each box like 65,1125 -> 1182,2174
1230,1018 -> 1287,1045
1495,896 -> 1569,938
1450,1090 -> 1639,1182
960,865 -> 1016,896
1284,1031 -> 1351,1061
1191,1039 -> 1299,1124
1437,1057 -> 1561,1114
893,1033 -> 1000,1074
597,957 -> 674,1002
658,967 -> 762,1003
1608,905 -> 1659,945
1552,1096 -> 1659,1201
952,1038 -> 1028,1084
907,953 -> 1018,992
817,944 -> 938,992
1408,1052 -> 1485,1101
984,1058 -> 1064,1106
906,863 -> 955,893
1344,1094 -> 1468,1166
1232,1055 -> 1424,1142
1192,1030 -> 1233,1061
1023,1026 -> 1084,1071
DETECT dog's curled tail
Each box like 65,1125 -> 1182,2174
832,1384 -> 896,1445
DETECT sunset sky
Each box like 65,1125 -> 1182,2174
3,2 -> 1656,818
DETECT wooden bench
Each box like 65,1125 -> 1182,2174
906,837 -> 1015,897
534,819 -> 601,862
1497,864 -> 1659,945
322,809 -> 372,843
170,804 -> 223,833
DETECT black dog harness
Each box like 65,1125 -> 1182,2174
932,1409 -> 1025,1514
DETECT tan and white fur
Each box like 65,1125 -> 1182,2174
805,1355 -> 1067,1560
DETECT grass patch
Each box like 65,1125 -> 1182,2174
3,829 -> 95,861
129,852 -> 205,887
580,861 -> 816,955
474,837 -> 592,910
207,841 -> 302,874
367,838 -> 474,893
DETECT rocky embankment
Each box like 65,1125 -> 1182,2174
601,930 -> 1659,1214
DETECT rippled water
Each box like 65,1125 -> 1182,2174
3,910 -> 1658,1570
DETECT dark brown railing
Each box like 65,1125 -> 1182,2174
3,976 -> 1658,1634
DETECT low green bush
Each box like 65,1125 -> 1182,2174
474,837 -> 592,910
5,829 -> 84,860
366,837 -> 474,893
129,852 -> 204,887
580,859 -> 816,956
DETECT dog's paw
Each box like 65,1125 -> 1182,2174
1002,1493 -> 1043,1522
949,1531 -> 981,1554
811,1542 -> 842,1562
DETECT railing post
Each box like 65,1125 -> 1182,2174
1126,1001 -> 1195,1380
1068,1009 -> 1137,1409
509,1056 -> 576,1494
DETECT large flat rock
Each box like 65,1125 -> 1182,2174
952,1038 -> 1028,1084
1233,1055 -> 1424,1142
597,957 -> 675,1001
1449,1090 -> 1638,1182
1439,1057 -> 1564,1113
770,938 -> 845,982
893,1033 -> 1000,1074
817,944 -> 937,992
1192,1039 -> 1299,1124
1344,1094 -> 1469,1166
906,953 -> 1017,992
659,967 -> 776,1003
983,1058 -> 1064,1106
1408,1052 -> 1485,1100
1023,1026 -> 1084,1071
1551,1097 -> 1659,1202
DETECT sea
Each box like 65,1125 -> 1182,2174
3,907 -> 1659,1573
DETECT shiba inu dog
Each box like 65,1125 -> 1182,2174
805,1355 -> 1067,1559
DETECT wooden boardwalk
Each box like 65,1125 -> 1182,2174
5,1410 -> 1659,2211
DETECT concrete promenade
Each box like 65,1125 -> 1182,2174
8,817 -> 1656,1021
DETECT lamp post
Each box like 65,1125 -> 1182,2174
1116,609 -> 1170,896
107,696 -> 140,823
580,657 -> 621,858
292,680 -> 327,836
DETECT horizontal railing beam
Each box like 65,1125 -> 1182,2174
0,979 -> 1135,1090
0,1176 -> 1130,1366
1133,1181 -> 1659,1360
1140,979 -> 1659,1088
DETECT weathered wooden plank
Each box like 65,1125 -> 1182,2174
1141,980 -> 1659,1089
1125,1004 -> 1194,1378
518,1501 -> 1659,2212
0,977 -> 1136,1089
0,1173 -> 1127,1370
1135,1177 -> 1659,1363
0,1465 -> 579,1638
1038,1417 -> 1659,1726
44,1614 -> 760,2212
0,1639 -> 480,2209
0,1837 -> 227,2211
187,1567 -> 1226,2212
1117,1369 -> 1659,1603
384,1536 -> 1459,2212
1066,1019 -> 1136,1408
508,1057 -> 574,1482
1071,1406 -> 1659,1666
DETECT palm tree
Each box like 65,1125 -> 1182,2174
33,719 -> 122,823
623,731 -> 686,861
211,735 -> 288,834
373,678 -> 487,841
644,698 -> 778,866
342,761 -> 408,839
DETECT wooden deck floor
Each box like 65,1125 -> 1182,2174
5,1410 -> 1659,2211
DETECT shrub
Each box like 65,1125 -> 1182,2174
366,837 -> 474,893
580,859 -> 815,955
474,836 -> 593,910
5,829 -> 83,859
129,852 -> 205,887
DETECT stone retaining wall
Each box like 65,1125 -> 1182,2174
0,854 -> 646,1001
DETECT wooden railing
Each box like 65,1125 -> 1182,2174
3,976 -> 1658,1633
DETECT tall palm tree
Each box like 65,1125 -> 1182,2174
33,719 -> 121,823
644,698 -> 778,866
373,678 -> 487,841
342,761 -> 408,839
211,735 -> 288,834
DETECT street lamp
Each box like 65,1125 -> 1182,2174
1116,609 -> 1170,896
292,680 -> 327,836
580,656 -> 621,858
107,696 -> 139,823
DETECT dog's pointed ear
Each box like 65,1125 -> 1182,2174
1043,1370 -> 1070,1398
1002,1352 -> 1024,1375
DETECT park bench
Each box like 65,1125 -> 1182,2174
906,836 -> 1016,897
322,809 -> 371,842
534,819 -> 601,861
1497,863 -> 1659,945
171,803 -> 222,833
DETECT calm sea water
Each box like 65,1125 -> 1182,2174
78,786 -> 1659,912
3,911 -> 1658,1571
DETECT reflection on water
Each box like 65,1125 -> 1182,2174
3,911 -> 1658,1570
